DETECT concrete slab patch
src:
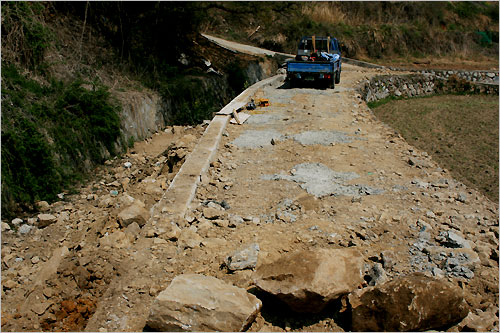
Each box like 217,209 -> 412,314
232,130 -> 284,148
246,113 -> 285,125
293,130 -> 353,145
262,163 -> 383,197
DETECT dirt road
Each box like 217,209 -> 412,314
1,47 -> 498,331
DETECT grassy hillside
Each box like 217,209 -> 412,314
203,1 -> 499,69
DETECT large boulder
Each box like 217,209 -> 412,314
349,273 -> 470,331
254,248 -> 364,313
146,274 -> 262,332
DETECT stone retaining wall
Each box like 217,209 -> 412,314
390,67 -> 499,84
358,73 -> 499,103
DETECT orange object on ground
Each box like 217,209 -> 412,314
258,98 -> 270,107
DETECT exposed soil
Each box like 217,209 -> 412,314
372,94 -> 499,202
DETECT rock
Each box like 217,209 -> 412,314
365,262 -> 388,286
36,201 -> 50,212
124,222 -> 141,241
146,274 -> 261,332
31,302 -> 51,315
2,279 -> 18,289
37,214 -> 57,228
228,214 -> 244,227
202,207 -> 222,220
408,157 -> 431,168
436,230 -> 471,248
118,202 -> 149,228
118,193 -> 136,207
31,256 -> 40,264
99,231 -> 131,249
18,224 -> 33,235
457,192 -> 468,203
349,273 -> 470,332
1,222 -> 11,232
178,229 -> 202,249
456,307 -> 499,332
225,243 -> 259,271
254,248 -> 364,313
124,162 -> 132,168
11,218 -> 23,226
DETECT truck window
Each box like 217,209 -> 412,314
298,39 -> 310,50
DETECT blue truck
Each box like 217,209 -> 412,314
286,36 -> 342,88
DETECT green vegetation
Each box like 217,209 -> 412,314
1,2 -> 54,69
1,62 -> 121,218
371,94 -> 499,202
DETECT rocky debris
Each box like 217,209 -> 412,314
349,273 -> 470,331
37,214 -> 58,228
427,247 -> 479,279
436,230 -> 471,248
254,248 -> 364,313
146,274 -> 262,332
117,201 -> 149,228
225,243 -> 259,271
408,156 -> 432,168
275,199 -> 300,223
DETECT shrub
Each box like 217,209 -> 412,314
1,63 -> 121,218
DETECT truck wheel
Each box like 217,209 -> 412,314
329,76 -> 335,89
335,70 -> 341,84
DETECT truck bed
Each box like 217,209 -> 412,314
287,61 -> 334,73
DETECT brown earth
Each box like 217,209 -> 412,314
372,94 -> 499,203
1,64 -> 498,332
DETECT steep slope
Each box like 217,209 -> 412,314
203,1 -> 499,69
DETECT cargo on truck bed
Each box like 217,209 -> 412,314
286,36 -> 342,88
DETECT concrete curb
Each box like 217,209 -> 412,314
146,74 -> 286,233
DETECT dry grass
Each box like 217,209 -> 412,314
372,95 -> 499,202
301,2 -> 345,25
